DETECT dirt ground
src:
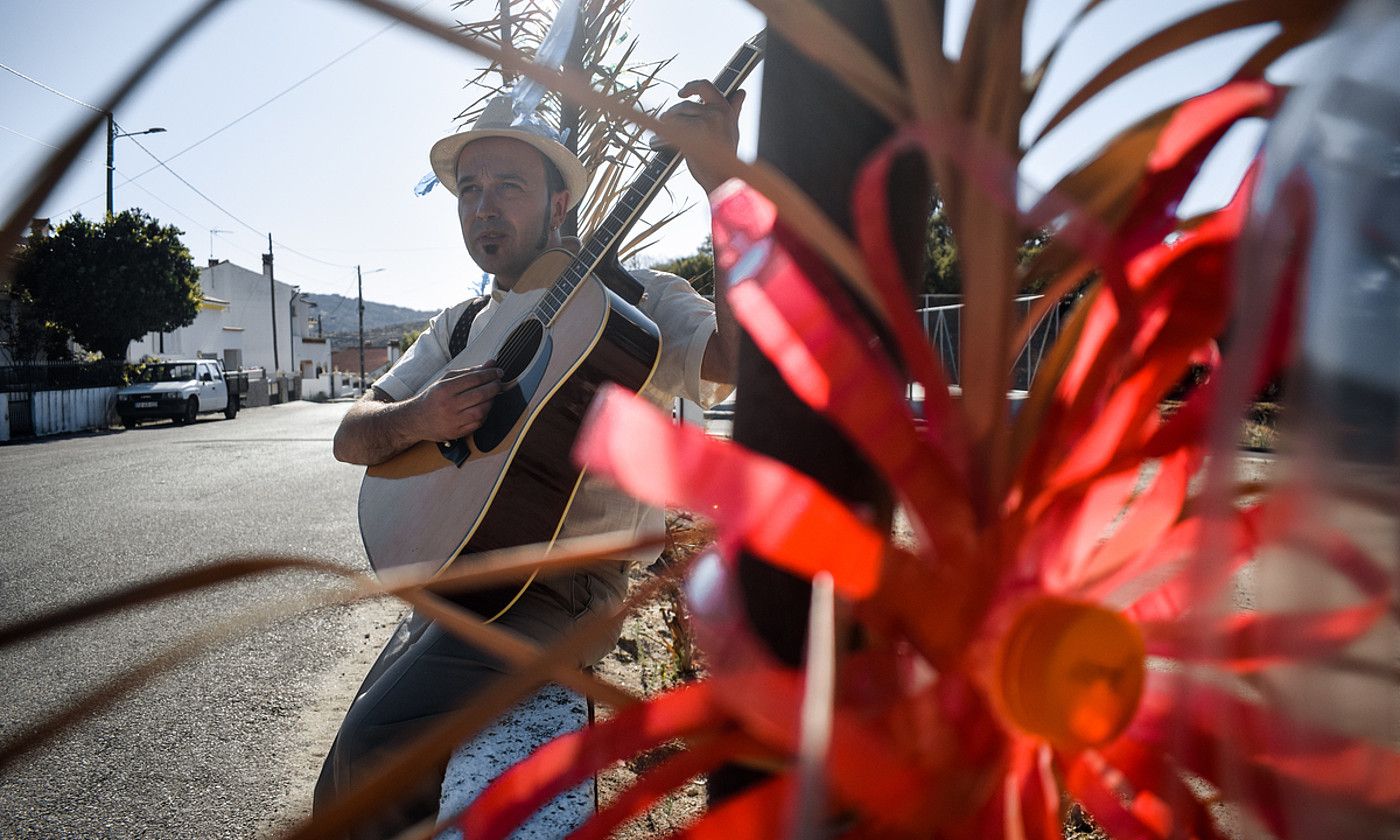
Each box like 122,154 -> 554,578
591,569 -> 708,837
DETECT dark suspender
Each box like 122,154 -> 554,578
447,295 -> 490,358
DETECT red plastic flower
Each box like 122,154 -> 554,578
453,80 -> 1397,840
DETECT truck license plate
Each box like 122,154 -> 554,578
136,401 -> 157,409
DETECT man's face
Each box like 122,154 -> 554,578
455,137 -> 568,290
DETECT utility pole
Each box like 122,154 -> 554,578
265,234 -> 279,372
357,264 -> 366,396
105,113 -> 165,217
106,114 -> 115,218
289,286 -> 299,383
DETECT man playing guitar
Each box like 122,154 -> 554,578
314,79 -> 743,837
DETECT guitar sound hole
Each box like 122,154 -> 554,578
497,319 -> 544,382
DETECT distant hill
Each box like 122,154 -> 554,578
304,293 -> 436,348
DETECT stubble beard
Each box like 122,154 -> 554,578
475,203 -> 554,290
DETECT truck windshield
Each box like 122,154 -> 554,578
141,364 -> 197,383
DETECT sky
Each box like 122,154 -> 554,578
1,1 -> 1324,314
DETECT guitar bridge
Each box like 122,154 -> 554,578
437,437 -> 472,467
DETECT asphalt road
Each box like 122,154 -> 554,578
0,402 -> 402,839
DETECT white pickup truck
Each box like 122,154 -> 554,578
115,360 -> 242,428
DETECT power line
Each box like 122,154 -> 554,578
122,135 -> 359,282
95,0 -> 440,205
8,1 -> 435,276
125,136 -> 357,269
122,179 -> 210,231
294,244 -> 462,254
44,2 -> 435,265
143,0 -> 437,174
267,241 -> 354,269
0,61 -> 104,113
124,134 -> 267,237
1,85 -> 359,292
0,122 -> 214,231
0,121 -> 94,159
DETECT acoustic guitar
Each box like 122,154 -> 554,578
357,33 -> 765,612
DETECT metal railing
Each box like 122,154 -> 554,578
701,293 -> 1071,437
0,360 -> 127,394
916,293 -> 1066,391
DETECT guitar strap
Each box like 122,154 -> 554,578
447,295 -> 491,358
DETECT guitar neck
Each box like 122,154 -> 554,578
534,31 -> 766,322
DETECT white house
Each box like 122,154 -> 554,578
128,257 -> 331,383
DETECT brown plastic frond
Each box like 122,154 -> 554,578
0,555 -> 353,649
1034,0 -> 1341,142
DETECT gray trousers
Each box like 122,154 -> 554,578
312,573 -> 620,840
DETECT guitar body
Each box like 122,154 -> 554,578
357,249 -> 660,583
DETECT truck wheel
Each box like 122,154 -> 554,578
224,396 -> 238,420
181,397 -> 199,425
121,418 -> 137,430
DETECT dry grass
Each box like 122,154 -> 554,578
588,510 -> 712,836
1160,400 -> 1282,452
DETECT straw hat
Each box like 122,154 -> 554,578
429,97 -> 589,210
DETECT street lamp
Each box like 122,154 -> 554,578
357,266 -> 386,395
106,113 -> 166,216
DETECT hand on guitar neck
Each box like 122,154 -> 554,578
655,80 -> 747,195
656,78 -> 746,384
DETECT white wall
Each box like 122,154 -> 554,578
301,373 -> 333,400
129,259 -> 316,376
300,337 -> 332,380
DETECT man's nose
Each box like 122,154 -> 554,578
473,192 -> 501,220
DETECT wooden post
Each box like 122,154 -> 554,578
707,1 -> 929,803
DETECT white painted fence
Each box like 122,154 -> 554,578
0,387 -> 117,441
301,373 -> 335,401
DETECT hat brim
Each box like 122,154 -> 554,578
429,128 -> 589,211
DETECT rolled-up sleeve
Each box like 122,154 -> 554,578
635,269 -> 734,409
371,307 -> 452,401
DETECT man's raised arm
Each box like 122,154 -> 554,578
660,79 -> 746,386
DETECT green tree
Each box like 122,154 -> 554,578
13,210 -> 200,361
400,323 -> 426,353
2,285 -> 73,362
922,188 -> 1052,295
650,236 -> 716,295
924,196 -> 960,294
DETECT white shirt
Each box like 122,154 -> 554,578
372,268 -> 733,593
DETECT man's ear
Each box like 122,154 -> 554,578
550,190 -> 570,229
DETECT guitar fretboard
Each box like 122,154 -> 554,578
533,32 -> 765,326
